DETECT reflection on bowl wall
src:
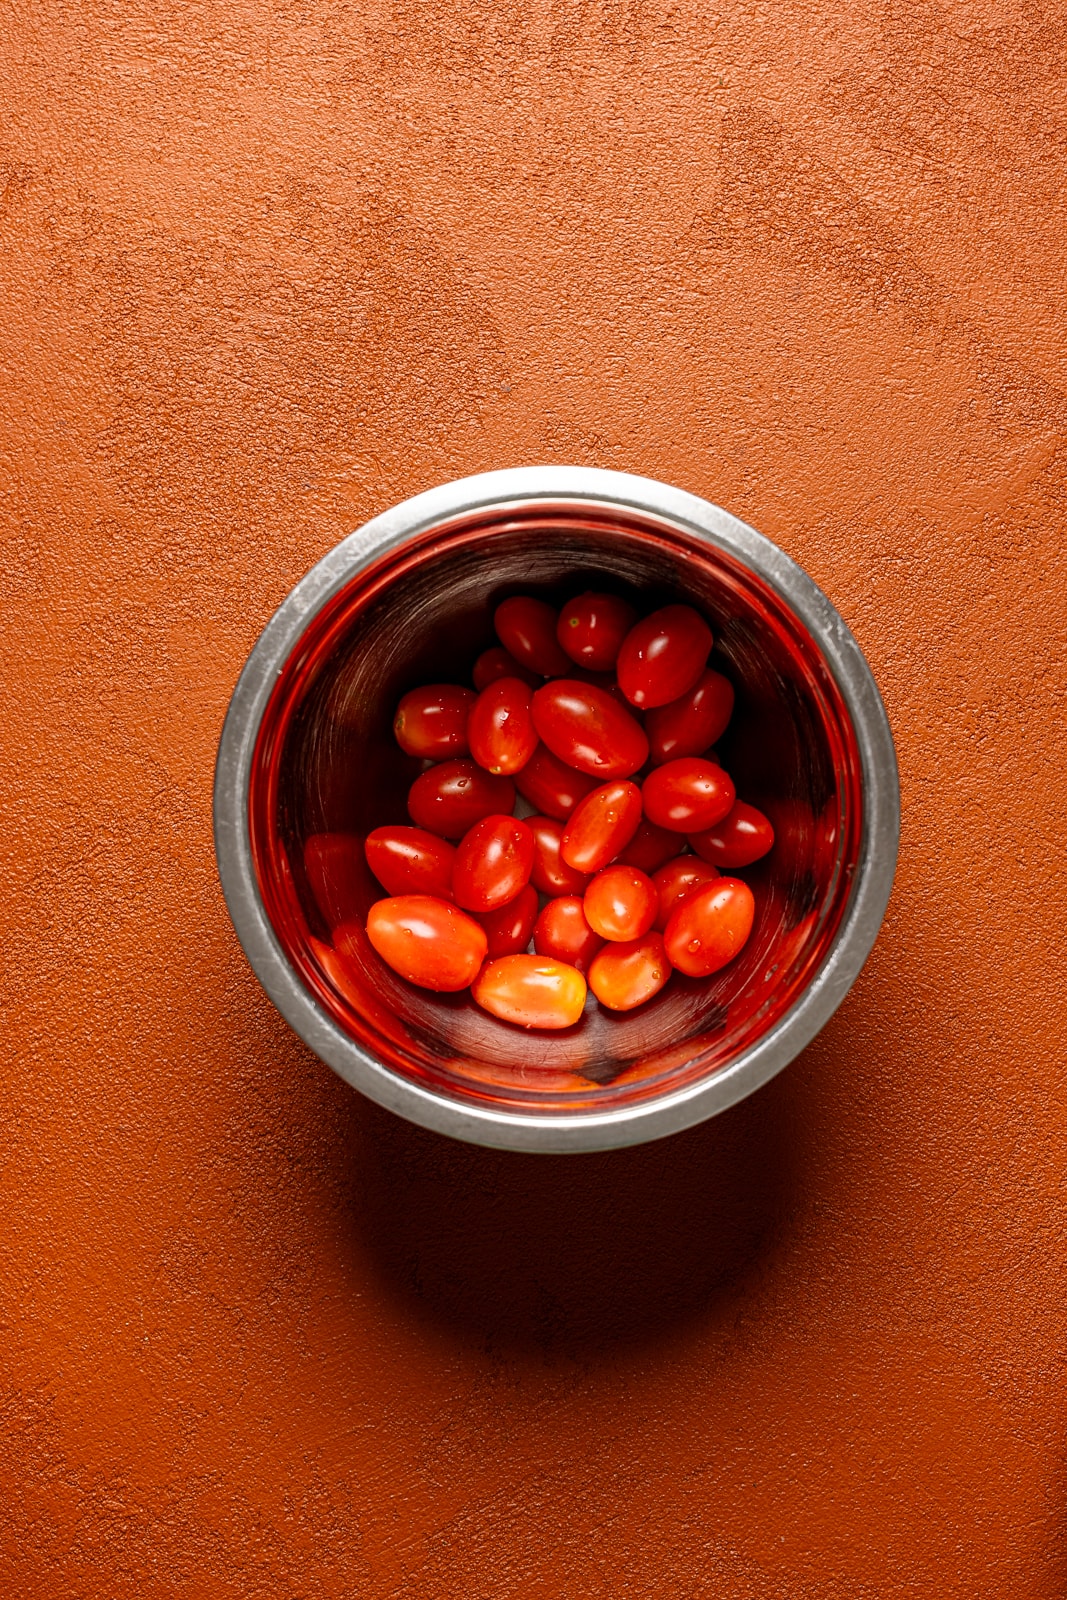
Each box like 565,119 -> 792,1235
216,468 -> 899,1151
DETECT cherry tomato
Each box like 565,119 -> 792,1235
584,864 -> 658,942
588,932 -> 671,1011
641,757 -> 736,833
393,684 -> 475,759
473,646 -> 540,691
663,877 -> 755,977
652,857 -> 720,930
689,801 -> 775,868
556,591 -> 637,670
514,745 -> 598,821
494,595 -> 572,677
616,818 -> 681,875
530,680 -> 648,779
645,669 -> 734,764
364,825 -> 456,900
560,780 -> 642,874
472,954 -> 587,1029
616,604 -> 713,709
467,677 -> 538,776
452,813 -> 535,913
366,894 -> 488,991
533,895 -> 604,973
407,760 -> 516,840
527,815 -> 592,895
477,883 -> 539,959
304,833 -> 376,928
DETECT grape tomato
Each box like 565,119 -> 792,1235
615,818 -> 681,875
452,813 -> 535,913
407,760 -> 516,840
393,684 -> 475,759
556,591 -> 637,670
514,745 -> 599,821
533,895 -> 604,973
473,646 -> 540,691
584,864 -> 658,943
560,780 -> 642,874
472,955 -> 587,1029
494,595 -> 572,677
366,895 -> 488,991
531,680 -> 648,779
477,883 -> 539,959
663,877 -> 755,977
645,669 -> 734,764
616,604 -> 713,709
689,801 -> 775,868
588,932 -> 671,1011
641,757 -> 736,833
468,677 -> 538,776
527,815 -> 593,896
652,857 -> 720,930
364,825 -> 456,901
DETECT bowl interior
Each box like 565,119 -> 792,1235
249,501 -> 863,1114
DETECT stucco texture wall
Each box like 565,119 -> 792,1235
2,0 -> 1065,1593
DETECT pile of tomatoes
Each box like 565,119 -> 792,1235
360,592 -> 774,1029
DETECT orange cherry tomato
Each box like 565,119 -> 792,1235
473,646 -> 540,691
652,857 -> 720,930
513,745 -> 598,821
641,757 -> 736,833
472,954 -> 587,1029
477,882 -> 539,959
452,813 -> 535,912
689,801 -> 775,868
616,818 -> 681,875
588,932 -> 671,1011
467,677 -> 538,776
304,833 -> 376,929
494,595 -> 572,677
560,779 -> 642,874
366,894 -> 488,991
393,683 -> 475,759
533,895 -> 604,973
645,669 -> 734,764
663,877 -> 755,977
407,760 -> 516,839
364,825 -> 456,900
556,591 -> 637,670
527,815 -> 592,896
616,604 -> 713,709
584,864 -> 658,942
530,679 -> 648,779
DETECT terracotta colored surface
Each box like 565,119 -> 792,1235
2,0 -> 1065,1592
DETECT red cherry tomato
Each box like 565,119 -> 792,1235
645,669 -> 734,764
452,813 -> 535,913
477,883 -> 539,959
514,745 -> 598,821
304,833 -> 376,928
467,677 -> 538,776
364,825 -> 456,900
527,815 -> 592,895
533,895 -> 604,973
472,646 -> 540,691
689,801 -> 775,868
616,604 -> 713,709
584,864 -> 658,942
530,680 -> 648,779
494,595 -> 572,676
560,779 -> 642,874
652,857 -> 720,930
366,894 -> 488,991
472,955 -> 587,1029
641,757 -> 736,833
663,877 -> 755,977
615,818 -> 681,875
588,932 -> 671,1011
407,760 -> 516,840
556,591 -> 637,670
393,684 -> 475,759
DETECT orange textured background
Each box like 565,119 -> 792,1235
2,0 -> 1066,1593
